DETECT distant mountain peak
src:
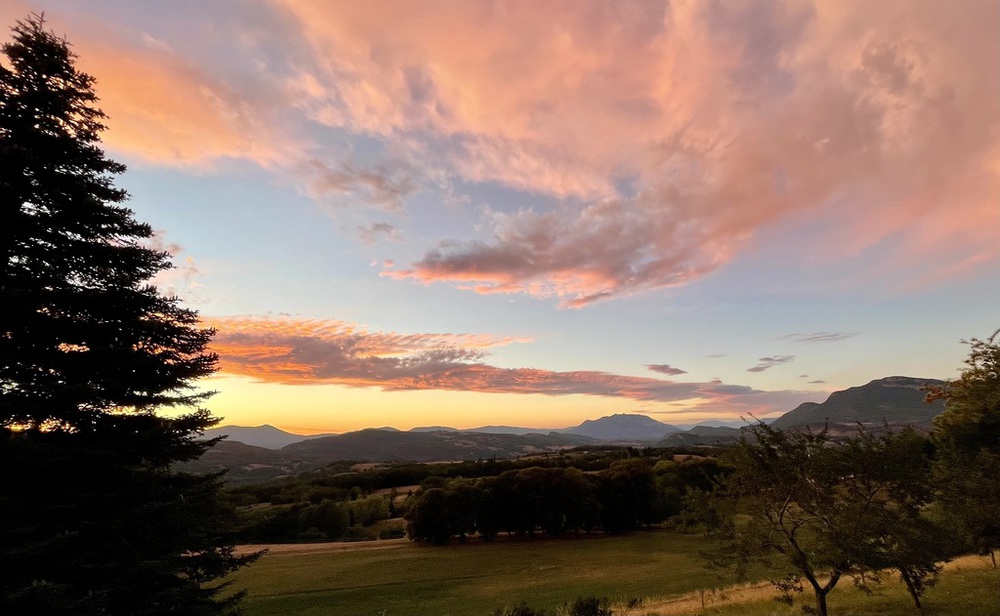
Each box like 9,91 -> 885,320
199,424 -> 334,449
565,413 -> 679,441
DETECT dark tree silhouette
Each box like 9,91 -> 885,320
927,330 -> 1000,567
0,15 -> 256,615
406,488 -> 452,544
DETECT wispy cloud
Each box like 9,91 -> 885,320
300,159 -> 418,212
206,316 -> 819,414
144,231 -> 202,299
747,355 -> 796,373
778,332 -> 857,344
647,364 -> 687,376
357,222 -> 402,245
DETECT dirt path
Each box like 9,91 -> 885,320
235,538 -> 410,556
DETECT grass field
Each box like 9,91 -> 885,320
627,555 -> 998,616
224,532 -> 998,616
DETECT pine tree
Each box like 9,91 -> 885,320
0,15 -> 256,614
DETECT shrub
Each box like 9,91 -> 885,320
567,595 -> 612,616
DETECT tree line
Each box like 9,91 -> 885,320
225,447 -> 659,506
220,450 -> 721,544
405,456 -> 721,543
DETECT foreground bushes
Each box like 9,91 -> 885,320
491,595 -> 612,616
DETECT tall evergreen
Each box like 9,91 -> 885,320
0,15 -> 255,614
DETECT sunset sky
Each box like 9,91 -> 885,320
4,1 -> 998,433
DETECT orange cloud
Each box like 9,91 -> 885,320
0,9 -> 294,169
78,42 -> 289,169
205,316 -> 819,415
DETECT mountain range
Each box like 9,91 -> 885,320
189,376 -> 948,481
200,412 -> 681,449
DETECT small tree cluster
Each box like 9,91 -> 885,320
705,424 -> 944,616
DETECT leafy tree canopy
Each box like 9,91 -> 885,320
927,330 -> 1000,565
705,424 -> 943,616
928,330 -> 1000,455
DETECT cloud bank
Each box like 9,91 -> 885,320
206,316 -> 820,415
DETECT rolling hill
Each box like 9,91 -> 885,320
769,376 -> 946,430
658,424 -> 743,446
281,428 -> 593,462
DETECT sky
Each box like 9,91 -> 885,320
3,1 -> 998,434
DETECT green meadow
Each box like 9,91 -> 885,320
224,533 -> 998,616
229,532 -> 710,615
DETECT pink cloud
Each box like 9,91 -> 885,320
6,2 -> 994,305
273,0 -> 998,305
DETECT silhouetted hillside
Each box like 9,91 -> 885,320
769,376 -> 946,430
199,424 -> 332,449
189,378 -> 949,483
177,440 -> 324,484
658,425 -> 743,446
281,428 -> 593,462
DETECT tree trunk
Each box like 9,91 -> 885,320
807,569 -> 840,616
900,570 -> 922,610
815,589 -> 829,616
